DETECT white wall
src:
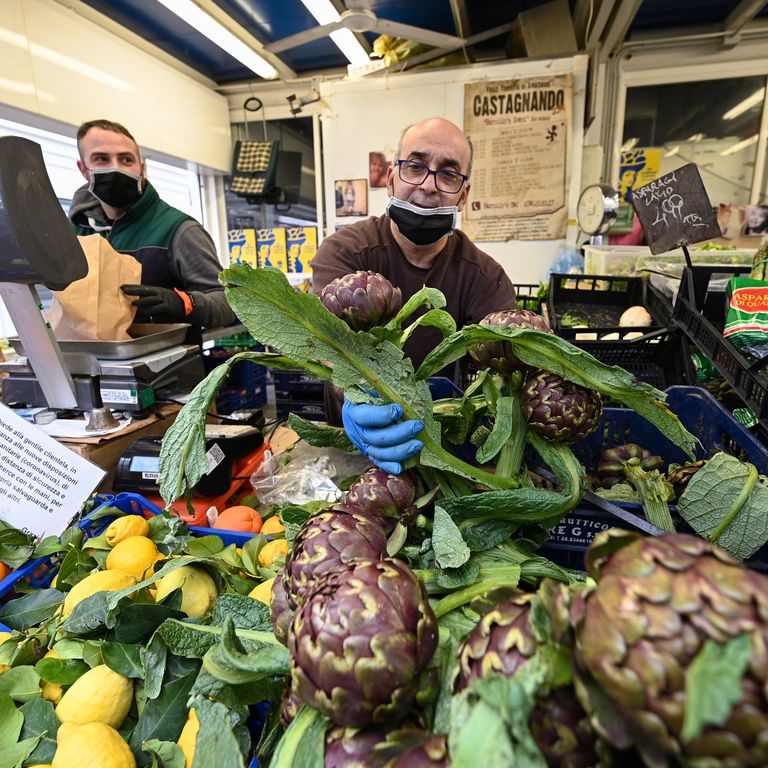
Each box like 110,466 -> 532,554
0,0 -> 231,172
319,57 -> 588,285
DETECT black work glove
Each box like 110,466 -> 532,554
121,284 -> 191,323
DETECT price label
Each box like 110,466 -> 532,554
631,163 -> 721,254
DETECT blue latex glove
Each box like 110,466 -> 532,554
342,398 -> 424,475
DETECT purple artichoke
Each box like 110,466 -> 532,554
522,371 -> 602,443
325,725 -> 388,768
575,530 -> 768,767
290,558 -> 439,727
320,271 -> 403,331
596,444 -> 663,488
280,681 -> 304,730
325,726 -> 450,768
344,468 -> 417,533
270,573 -> 293,646
469,309 -> 553,375
667,460 -> 706,501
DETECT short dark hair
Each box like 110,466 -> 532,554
76,119 -> 139,159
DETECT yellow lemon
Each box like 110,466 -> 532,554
62,570 -> 136,619
177,708 -> 199,768
154,566 -> 218,618
248,577 -> 275,605
55,664 -> 133,729
0,630 -> 14,674
52,721 -> 135,768
261,516 -> 285,535
258,539 -> 289,568
105,536 -> 159,581
105,515 -> 151,547
40,650 -> 63,704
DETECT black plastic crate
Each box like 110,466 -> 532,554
547,273 -> 661,339
512,283 -> 545,314
569,328 -> 694,390
645,280 -> 674,327
275,397 -> 326,421
673,266 -> 768,429
272,370 -> 325,398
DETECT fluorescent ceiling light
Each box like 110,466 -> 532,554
155,0 -> 278,79
621,137 -> 639,151
686,133 -> 705,143
301,0 -> 370,65
723,88 -> 766,121
720,134 -> 759,156
664,145 -> 680,158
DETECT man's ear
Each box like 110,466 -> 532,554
76,160 -> 89,182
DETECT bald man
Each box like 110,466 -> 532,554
313,117 -> 517,430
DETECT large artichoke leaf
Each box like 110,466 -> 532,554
159,349 -> 328,504
677,452 -> 768,559
418,324 -> 698,459
287,414 -> 356,453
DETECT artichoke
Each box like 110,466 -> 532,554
469,309 -> 553,375
667,460 -> 706,501
344,468 -> 417,533
325,724 -> 387,768
290,557 -> 439,727
325,726 -> 449,768
270,572 -> 293,646
596,444 -> 663,488
574,530 -> 768,767
285,508 -> 388,611
320,271 -> 403,331
522,371 -> 602,443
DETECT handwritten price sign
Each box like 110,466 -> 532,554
631,163 -> 721,254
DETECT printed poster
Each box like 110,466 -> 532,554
286,226 -> 318,272
227,229 -> 258,267
619,149 -> 663,202
463,74 -> 572,241
256,228 -> 288,271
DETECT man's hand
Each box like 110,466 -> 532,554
121,284 -> 191,323
342,398 -> 424,475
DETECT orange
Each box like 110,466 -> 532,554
261,516 -> 284,535
213,506 -> 263,534
0,562 -> 11,581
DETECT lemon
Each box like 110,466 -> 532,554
105,536 -> 159,581
248,577 -> 275,605
259,539 -> 289,567
177,708 -> 199,768
261,515 -> 285,535
0,630 -> 14,674
55,664 -> 133,729
155,566 -> 218,618
62,570 -> 137,619
40,650 -> 63,704
52,721 -> 136,768
105,515 -> 150,546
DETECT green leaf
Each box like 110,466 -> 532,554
143,739 -> 186,768
185,536 -> 224,557
287,414 -> 356,452
190,697 -> 247,768
268,705 -> 329,768
202,617 -> 289,686
19,698 -> 59,765
678,453 -> 768,559
129,671 -> 197,765
102,641 -> 144,679
434,560 -> 480,591
142,632 -> 168,700
398,309 -> 456,346
113,603 -> 186,644
682,634 -> 752,743
0,693 -> 22,747
0,589 -> 63,630
0,735 -> 40,768
56,545 -> 97,589
35,657 -> 89,685
82,640 -> 104,668
476,396 -> 515,464
432,507 -> 470,569
156,618 -> 280,660
384,285 -> 447,333
0,666 -> 41,702
50,639 -> 87,660
417,324 -> 698,459
212,594 -> 272,632
0,524 -> 36,567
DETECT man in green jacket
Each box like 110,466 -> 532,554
69,119 -> 235,328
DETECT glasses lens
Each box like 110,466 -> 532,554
398,160 -> 465,193
435,171 -> 464,193
399,161 -> 427,183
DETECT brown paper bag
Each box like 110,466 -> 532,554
47,234 -> 142,340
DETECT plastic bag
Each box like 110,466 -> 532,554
249,450 -> 342,506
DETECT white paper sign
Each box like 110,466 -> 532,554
0,403 -> 107,538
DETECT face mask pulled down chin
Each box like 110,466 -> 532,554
386,197 -> 458,246
88,167 -> 143,209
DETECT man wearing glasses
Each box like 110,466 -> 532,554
312,117 -> 516,473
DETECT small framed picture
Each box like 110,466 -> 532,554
335,179 -> 368,217
743,204 -> 768,236
369,151 -> 391,188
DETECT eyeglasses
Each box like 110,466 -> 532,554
396,159 -> 468,194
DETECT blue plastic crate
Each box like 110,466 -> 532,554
0,492 -> 259,597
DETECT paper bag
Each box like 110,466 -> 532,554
47,234 -> 141,340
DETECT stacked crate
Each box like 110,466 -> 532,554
273,370 -> 326,421
203,334 -> 268,415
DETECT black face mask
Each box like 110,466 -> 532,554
386,197 -> 458,246
88,168 -> 143,209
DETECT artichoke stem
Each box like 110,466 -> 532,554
432,573 -> 521,618
622,459 -> 676,533
495,390 -> 527,479
710,461 -> 758,544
